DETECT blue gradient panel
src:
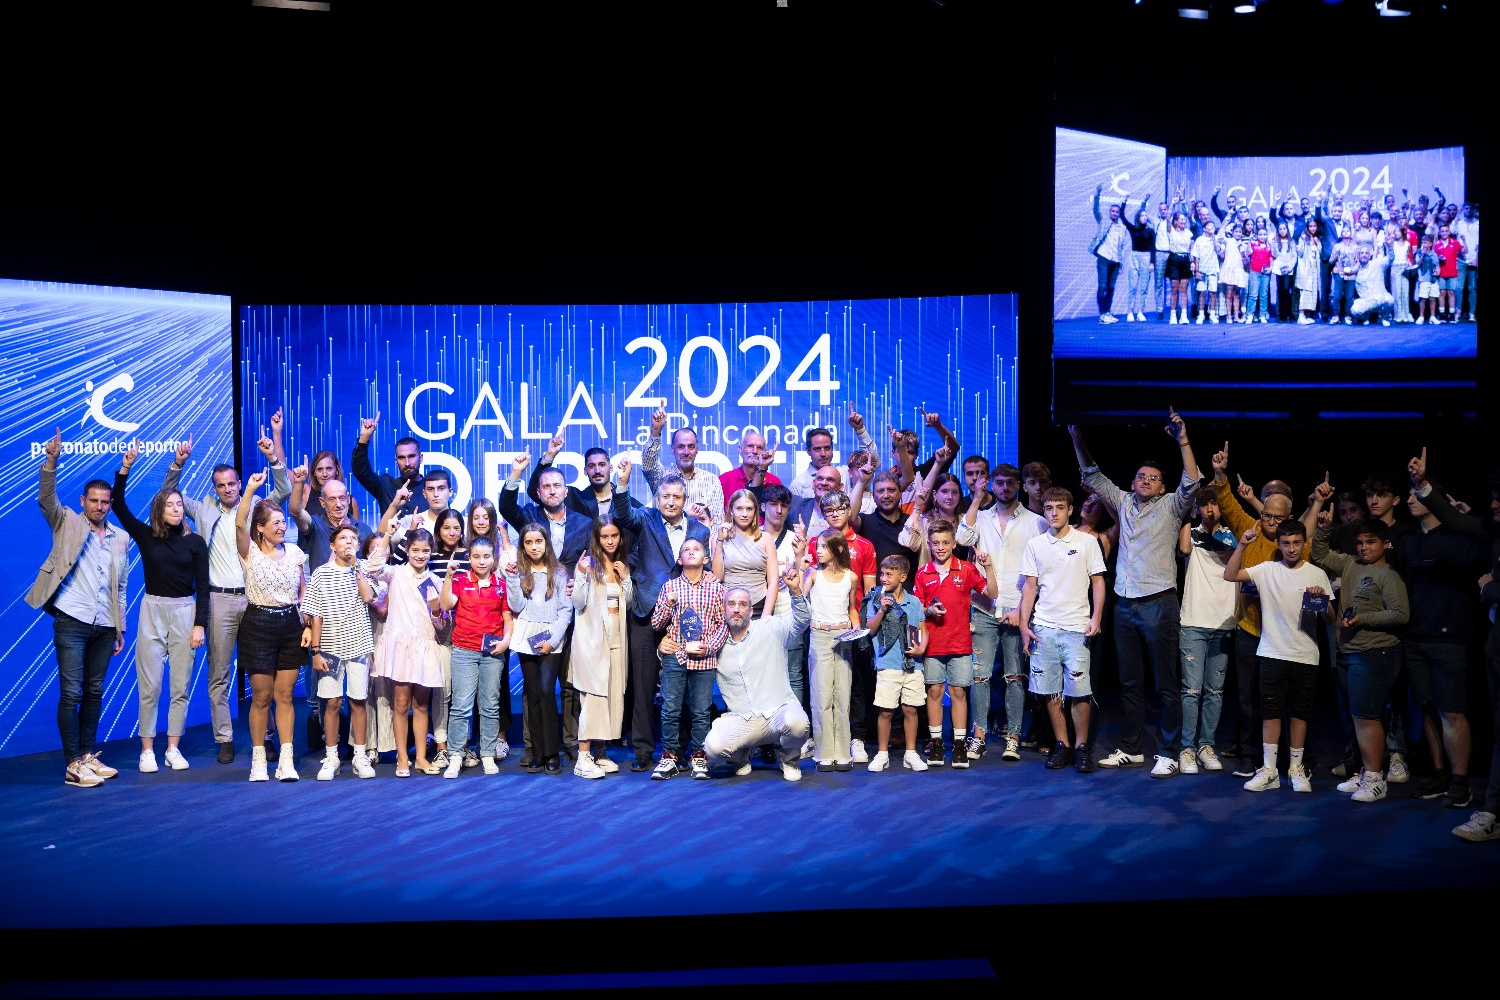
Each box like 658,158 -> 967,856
1054,128 -> 1167,321
1,279 -> 233,758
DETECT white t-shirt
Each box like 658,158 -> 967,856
1180,526 -> 1238,630
1019,527 -> 1106,633
1244,559 -> 1331,665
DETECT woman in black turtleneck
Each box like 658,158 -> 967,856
114,444 -> 209,774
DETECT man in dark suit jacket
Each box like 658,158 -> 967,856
528,437 -> 643,551
350,412 -> 427,520
611,459 -> 712,770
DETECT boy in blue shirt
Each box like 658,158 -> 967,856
862,555 -> 929,772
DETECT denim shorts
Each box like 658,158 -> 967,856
1343,646 -> 1401,720
923,654 -> 973,687
1405,640 -> 1467,714
1440,275 -> 1462,292
1028,625 -> 1091,698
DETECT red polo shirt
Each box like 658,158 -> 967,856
1434,237 -> 1462,279
449,571 -> 508,652
719,466 -> 783,506
911,558 -> 987,657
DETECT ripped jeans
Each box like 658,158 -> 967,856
1180,625 -> 1233,749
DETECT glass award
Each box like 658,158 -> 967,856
679,605 -> 704,644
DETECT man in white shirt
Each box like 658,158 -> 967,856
786,402 -> 880,500
1176,486 -> 1239,775
956,463 -> 1047,761
1454,204 -> 1478,322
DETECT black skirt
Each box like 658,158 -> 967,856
1165,252 -> 1193,281
239,604 -> 307,674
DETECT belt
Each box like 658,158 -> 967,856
210,586 -> 246,595
1119,589 -> 1175,604
251,603 -> 299,615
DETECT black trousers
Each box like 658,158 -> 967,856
848,644 -> 877,743
518,652 -> 561,761
627,610 -> 664,759
1232,626 -> 1262,748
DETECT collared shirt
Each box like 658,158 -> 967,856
911,559 -> 988,657
1082,464 -> 1196,599
785,425 -> 879,499
54,524 -> 126,627
1019,526 -> 1106,633
205,501 -> 245,588
663,518 -> 688,562
650,570 -> 728,671
719,466 -> 783,504
1454,217 -> 1478,265
717,596 -> 809,717
448,571 -> 508,653
955,499 -> 1047,615
1154,216 -> 1174,251
642,437 -> 726,526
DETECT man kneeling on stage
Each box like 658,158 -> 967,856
704,566 -> 812,782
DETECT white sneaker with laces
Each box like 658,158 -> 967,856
275,756 -> 299,782
800,738 -> 815,760
1260,315 -> 1269,323
1097,748 -> 1145,769
1452,811 -> 1499,842
1387,753 -> 1409,783
65,759 -> 103,788
352,751 -> 376,778
1351,770 -> 1387,803
1151,754 -> 1179,778
1416,316 -> 1426,325
781,762 -> 802,782
1244,766 -> 1280,791
1178,749 -> 1198,775
594,754 -> 619,774
1297,315 -> 1315,324
1344,316 -> 1354,325
1196,746 -> 1223,772
1336,770 -> 1365,794
1178,310 -> 1189,324
481,756 -> 499,775
1288,764 -> 1312,792
318,753 -> 340,781
139,751 -> 158,773
1196,312 -> 1205,325
1209,312 -> 1218,324
850,739 -> 868,763
1381,319 -> 1391,326
1169,311 -> 1178,325
902,750 -> 929,772
163,746 -> 190,770
495,742 -> 509,761
573,755 -> 605,780
734,761 -> 753,776
1002,734 -> 1021,760
81,753 -> 118,779
443,753 -> 463,779
867,750 -> 890,772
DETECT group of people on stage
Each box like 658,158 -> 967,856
29,396 -> 1500,843
1091,183 -> 1479,327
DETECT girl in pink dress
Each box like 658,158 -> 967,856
369,528 -> 444,776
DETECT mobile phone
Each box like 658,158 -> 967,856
1342,606 -> 1356,622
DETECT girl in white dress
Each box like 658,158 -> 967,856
1296,218 -> 1324,323
1218,221 -> 1247,324
368,528 -> 444,776
805,530 -> 860,771
570,520 -> 634,779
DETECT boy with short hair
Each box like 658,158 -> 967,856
301,524 -> 378,780
862,555 -> 928,773
1177,485 -> 1238,775
1018,488 -> 1107,773
650,537 -> 728,780
911,521 -> 999,767
1224,518 -> 1336,793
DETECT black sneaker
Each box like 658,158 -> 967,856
965,736 -> 987,761
1073,744 -> 1095,773
1045,741 -> 1073,770
1442,777 -> 1474,809
216,742 -> 235,765
950,742 -> 969,769
630,755 -> 652,773
757,745 -> 778,765
924,738 -> 945,766
1409,771 -> 1449,800
519,751 -> 536,769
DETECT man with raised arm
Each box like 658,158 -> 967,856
642,407 -> 725,528
351,410 -> 427,521
290,458 -> 373,573
719,428 -> 782,508
787,401 -> 880,500
161,420 -> 291,764
528,433 -> 642,527
612,459 -> 713,772
28,429 -> 133,787
1090,181 -> 1129,324
1069,409 -> 1201,777
704,567 -> 813,782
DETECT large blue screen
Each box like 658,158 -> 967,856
1,280 -> 233,758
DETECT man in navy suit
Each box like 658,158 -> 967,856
500,448 -> 598,761
612,458 -> 713,771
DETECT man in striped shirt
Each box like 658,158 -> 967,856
1070,409 -> 1203,777
650,537 -> 728,780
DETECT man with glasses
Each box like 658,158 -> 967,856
1069,410 -> 1202,777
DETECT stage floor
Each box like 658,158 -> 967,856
3,715 -> 1493,930
1052,313 -> 1478,358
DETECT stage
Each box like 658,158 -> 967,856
3,711 -> 1492,932
1052,314 -> 1478,359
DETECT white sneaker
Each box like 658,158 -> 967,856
1244,766 -> 1280,791
1381,319 -> 1391,326
1431,317 -> 1443,324
275,756 -> 299,782
163,746 -> 189,770
1297,315 -> 1315,324
593,754 -> 619,774
352,751 -> 376,778
1343,316 -> 1354,325
1416,316 -> 1426,325
573,755 -> 605,780
1351,771 -> 1387,803
867,750 -> 890,772
849,739 -> 868,764
781,762 -> 802,782
80,753 -> 118,779
1196,746 -> 1223,772
902,750 -> 929,772
1196,312 -> 1205,325
138,751 -> 158,773
65,758 -> 103,788
1178,749 -> 1198,775
249,748 -> 269,782
1100,314 -> 1118,324
1178,310 -> 1189,325
1260,315 -> 1269,323
1387,753 -> 1409,783
1336,771 -> 1365,794
1452,811 -> 1500,842
1002,734 -> 1021,761
481,756 -> 499,775
1209,313 -> 1218,324
734,760 -> 752,776
495,742 -> 509,762
443,753 -> 463,779
1169,311 -> 1178,325
799,738 -> 815,760
1097,748 -> 1145,769
1288,764 -> 1312,793
1151,754 -> 1179,778
318,753 -> 339,781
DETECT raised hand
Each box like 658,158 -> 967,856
650,407 -> 667,436
1312,472 -> 1335,505
846,400 -> 866,434
120,439 -> 140,472
783,563 -> 806,597
1407,445 -> 1427,489
922,408 -> 941,430
857,458 -> 875,485
1211,440 -> 1229,476
510,446 -> 531,479
717,521 -> 732,541
975,549 -> 992,567
256,424 -> 274,458
175,431 -> 194,465
616,457 -> 632,483
933,443 -> 953,465
269,407 -> 284,436
1448,495 -> 1471,515
578,552 -> 593,575
359,410 -> 381,443
503,560 -> 518,577
245,468 -> 268,493
291,455 -> 309,486
1235,474 -> 1255,504
1164,406 -> 1188,444
392,480 -> 414,509
44,427 -> 62,465
544,432 -> 565,463
1240,525 -> 1259,545
666,589 -> 679,607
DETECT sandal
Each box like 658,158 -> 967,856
395,763 -> 412,777
413,760 -> 441,775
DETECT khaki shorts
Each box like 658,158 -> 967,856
874,669 -> 925,709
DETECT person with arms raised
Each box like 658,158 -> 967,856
643,408 -> 725,529
351,410 -> 427,522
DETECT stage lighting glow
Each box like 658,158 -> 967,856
1178,7 -> 1209,17
1377,1 -> 1412,14
1234,3 -> 1256,11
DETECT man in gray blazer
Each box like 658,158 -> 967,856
26,430 -> 132,788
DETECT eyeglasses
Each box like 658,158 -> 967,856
824,505 -> 850,514
1260,513 -> 1290,525
1134,473 -> 1162,483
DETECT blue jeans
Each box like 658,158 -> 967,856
1096,256 -> 1122,315
449,646 -> 508,757
1114,592 -> 1182,756
970,612 -> 999,737
1459,259 -> 1478,318
1245,271 -> 1270,318
660,654 -> 714,755
785,627 -> 808,714
1179,626 -> 1232,749
54,612 -> 115,762
1344,646 -> 1403,720
1332,273 -> 1356,319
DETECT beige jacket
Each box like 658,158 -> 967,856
25,464 -> 131,638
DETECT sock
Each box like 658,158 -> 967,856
953,729 -> 966,743
1289,747 -> 1305,771
325,744 -> 338,758
354,744 -> 366,754
1263,743 -> 1278,771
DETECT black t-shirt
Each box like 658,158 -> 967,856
855,506 -> 921,570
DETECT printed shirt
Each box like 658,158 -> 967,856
911,559 -> 988,657
1332,241 -> 1361,276
449,571 -> 508,652
243,544 -> 306,608
650,570 -> 729,671
301,562 -> 375,659
1434,237 -> 1463,278
642,437 -> 726,526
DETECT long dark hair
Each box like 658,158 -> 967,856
517,522 -> 561,599
924,473 -> 963,516
818,529 -> 851,572
465,497 -> 499,547
149,490 -> 190,539
432,509 -> 465,557
587,518 -> 627,584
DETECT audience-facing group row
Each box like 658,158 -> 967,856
29,401 -> 1500,843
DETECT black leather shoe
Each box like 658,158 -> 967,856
543,756 -> 562,775
519,751 -> 535,768
1044,741 -> 1073,770
217,742 -> 235,765
630,756 -> 652,772
1073,744 -> 1095,773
